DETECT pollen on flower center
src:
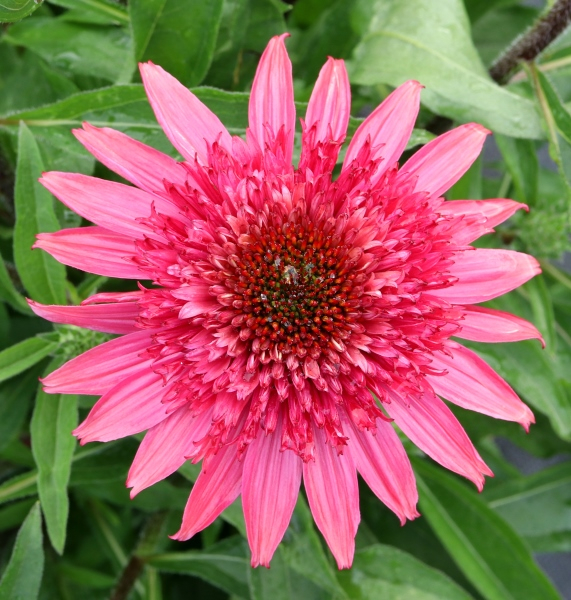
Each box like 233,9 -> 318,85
225,219 -> 366,365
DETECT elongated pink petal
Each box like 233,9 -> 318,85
73,369 -> 172,443
399,123 -> 489,198
305,58 -> 350,143
343,81 -> 422,183
343,413 -> 419,524
428,342 -> 535,429
248,34 -> 295,164
172,283 -> 219,319
433,248 -> 541,304
457,305 -> 543,346
383,386 -> 492,490
42,330 -> 153,395
34,227 -> 141,279
242,416 -> 303,567
127,407 -> 214,497
172,444 -> 243,541
40,172 -> 179,240
140,62 -> 232,163
303,426 -> 359,569
74,124 -> 187,193
28,300 -> 139,334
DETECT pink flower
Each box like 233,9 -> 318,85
31,35 -> 541,569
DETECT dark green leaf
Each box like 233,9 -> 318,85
0,0 -> 43,23
495,134 -> 538,205
0,502 -> 43,599
0,471 -> 38,506
130,0 -> 223,86
415,460 -> 560,600
47,0 -> 129,25
31,358 -> 78,554
0,336 -> 58,385
14,122 -> 67,305
0,253 -> 33,315
337,544 -> 474,599
0,498 -> 36,533
147,535 -> 250,598
484,461 -> 571,553
350,0 -> 543,138
525,275 -> 556,352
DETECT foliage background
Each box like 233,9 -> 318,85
1,0 -> 571,598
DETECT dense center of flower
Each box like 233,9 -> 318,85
227,220 -> 365,363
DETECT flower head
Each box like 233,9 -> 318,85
31,35 -> 541,568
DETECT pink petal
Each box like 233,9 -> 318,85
34,227 -> 141,279
342,413 -> 419,524
42,330 -> 153,395
457,305 -> 543,346
303,426 -> 359,569
127,407 -> 214,497
398,123 -> 489,198
39,172 -> 179,240
242,416 -> 303,567
172,283 -> 219,319
73,368 -> 172,444
433,248 -> 541,304
440,199 -> 527,244
383,386 -> 492,490
28,300 -> 139,334
74,124 -> 187,193
172,444 -> 243,541
248,34 -> 295,164
140,62 -> 232,163
305,57 -> 350,144
343,81 -> 422,183
428,342 -> 535,429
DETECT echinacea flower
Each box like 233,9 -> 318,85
31,34 -> 541,569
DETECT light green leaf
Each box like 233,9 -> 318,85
337,544 -> 474,600
0,336 -> 58,385
484,461 -> 571,553
147,536 -> 250,598
0,471 -> 38,506
14,122 -> 67,305
525,275 -> 556,353
0,502 -> 44,599
0,0 -> 42,23
47,0 -> 129,25
415,460 -> 560,600
350,0 -> 543,138
31,357 -> 78,554
130,0 -> 223,86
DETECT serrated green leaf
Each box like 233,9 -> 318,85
414,460 -> 560,600
350,0 -> 543,138
14,122 -> 67,305
337,543 -> 474,600
0,0 -> 43,23
0,336 -> 58,385
0,502 -> 43,599
147,536 -> 250,599
484,461 -> 571,553
130,0 -> 223,86
31,357 -> 78,554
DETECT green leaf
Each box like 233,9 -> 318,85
47,0 -> 129,25
31,357 -> 78,554
0,502 -> 44,599
0,253 -> 33,315
0,0 -> 43,23
0,336 -> 58,385
414,460 -> 560,600
0,364 -> 42,452
337,544 -> 474,600
0,498 -> 36,533
147,536 -> 250,599
525,275 -> 556,352
0,471 -> 38,506
130,0 -> 223,86
495,134 -> 538,205
484,461 -> 571,553
4,17 -> 132,83
14,122 -> 67,305
350,0 -> 543,138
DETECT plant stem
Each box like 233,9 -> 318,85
489,0 -> 571,83
110,556 -> 145,600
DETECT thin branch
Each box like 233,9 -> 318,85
489,0 -> 571,83
109,556 -> 145,600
